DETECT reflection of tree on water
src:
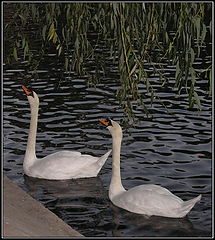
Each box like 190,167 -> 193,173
110,204 -> 211,237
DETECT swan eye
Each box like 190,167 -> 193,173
99,118 -> 112,127
22,86 -> 34,97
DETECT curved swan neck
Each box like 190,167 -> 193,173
24,103 -> 38,170
109,135 -> 126,199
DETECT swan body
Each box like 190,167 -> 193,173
99,119 -> 201,218
22,86 -> 111,180
24,150 -> 111,180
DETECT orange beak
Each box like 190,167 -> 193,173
99,119 -> 110,126
22,86 -> 32,96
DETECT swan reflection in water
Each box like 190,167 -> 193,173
24,174 -> 108,197
110,204 -> 211,237
23,175 -> 108,206
24,175 -> 112,237
23,175 -> 210,237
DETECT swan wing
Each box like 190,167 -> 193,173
112,184 -> 185,217
28,150 -> 110,180
131,184 -> 182,200
97,149 -> 112,167
179,194 -> 201,217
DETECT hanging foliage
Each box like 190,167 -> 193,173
4,2 -> 212,118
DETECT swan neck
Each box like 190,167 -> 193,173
109,136 -> 125,199
24,104 -> 38,170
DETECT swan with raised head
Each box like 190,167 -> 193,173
99,118 -> 201,218
21,86 -> 111,180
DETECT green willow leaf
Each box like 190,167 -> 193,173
190,67 -> 196,85
195,17 -> 201,45
48,23 -> 55,38
42,25 -> 47,41
13,47 -> 18,61
175,61 -> 180,80
193,91 -> 202,110
65,57 -> 69,71
58,46 -> 62,56
190,48 -> 195,65
201,24 -> 207,44
4,2 -> 212,118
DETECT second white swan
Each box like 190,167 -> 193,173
99,118 -> 201,218
22,86 -> 111,180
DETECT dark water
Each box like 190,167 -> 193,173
3,35 -> 212,236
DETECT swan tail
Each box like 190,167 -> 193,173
179,194 -> 202,217
98,150 -> 112,168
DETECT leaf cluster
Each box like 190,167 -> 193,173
4,3 -> 212,118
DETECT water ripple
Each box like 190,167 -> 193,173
3,52 -> 212,237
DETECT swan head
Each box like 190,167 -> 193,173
22,86 -> 39,107
99,118 -> 122,139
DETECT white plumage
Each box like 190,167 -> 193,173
25,150 -> 111,180
100,119 -> 201,218
22,86 -> 111,180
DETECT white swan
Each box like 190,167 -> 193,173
21,86 -> 111,180
99,118 -> 202,218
